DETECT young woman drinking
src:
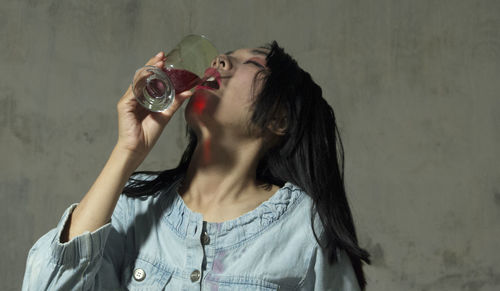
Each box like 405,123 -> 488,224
22,41 -> 370,290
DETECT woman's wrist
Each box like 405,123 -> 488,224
111,144 -> 148,174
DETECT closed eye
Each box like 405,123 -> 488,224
244,60 -> 265,68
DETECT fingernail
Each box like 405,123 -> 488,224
156,51 -> 163,57
155,61 -> 162,66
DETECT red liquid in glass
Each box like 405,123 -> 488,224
146,68 -> 200,98
165,68 -> 201,93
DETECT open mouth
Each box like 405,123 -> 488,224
201,76 -> 219,89
196,68 -> 221,90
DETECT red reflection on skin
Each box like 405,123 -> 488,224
190,91 -> 211,162
203,138 -> 211,163
192,94 -> 207,115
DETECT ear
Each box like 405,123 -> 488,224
267,115 -> 288,136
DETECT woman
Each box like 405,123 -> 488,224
22,41 -> 370,290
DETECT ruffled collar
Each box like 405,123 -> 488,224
160,175 -> 307,248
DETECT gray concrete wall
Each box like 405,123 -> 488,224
1,0 -> 499,290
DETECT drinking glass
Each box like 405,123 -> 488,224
132,35 -> 218,112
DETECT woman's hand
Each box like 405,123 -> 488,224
115,52 -> 192,160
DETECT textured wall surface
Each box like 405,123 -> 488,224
1,0 -> 499,290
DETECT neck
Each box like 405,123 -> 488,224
178,132 -> 266,206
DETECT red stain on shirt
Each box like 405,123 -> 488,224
213,250 -> 226,273
210,283 -> 219,291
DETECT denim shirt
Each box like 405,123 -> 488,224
22,176 -> 360,290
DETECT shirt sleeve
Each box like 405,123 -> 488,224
300,245 -> 361,291
22,194 -> 130,290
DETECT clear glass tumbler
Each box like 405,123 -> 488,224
132,35 -> 218,112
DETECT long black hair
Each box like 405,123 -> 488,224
124,41 -> 370,289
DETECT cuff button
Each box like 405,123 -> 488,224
133,268 -> 146,282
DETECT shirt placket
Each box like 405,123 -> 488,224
184,216 -> 204,290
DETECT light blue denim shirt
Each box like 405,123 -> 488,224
22,176 -> 360,290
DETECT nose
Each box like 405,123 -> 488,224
211,54 -> 231,70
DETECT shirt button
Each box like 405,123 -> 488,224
190,270 -> 201,282
133,268 -> 146,282
201,231 -> 210,245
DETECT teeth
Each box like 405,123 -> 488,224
207,77 -> 215,82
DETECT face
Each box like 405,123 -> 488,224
185,47 -> 270,140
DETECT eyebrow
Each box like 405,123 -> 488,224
224,49 -> 268,57
251,49 -> 268,56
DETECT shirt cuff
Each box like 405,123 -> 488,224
49,203 -> 113,266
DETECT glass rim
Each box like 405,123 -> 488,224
179,34 -> 215,45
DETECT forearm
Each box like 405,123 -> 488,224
62,145 -> 144,242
